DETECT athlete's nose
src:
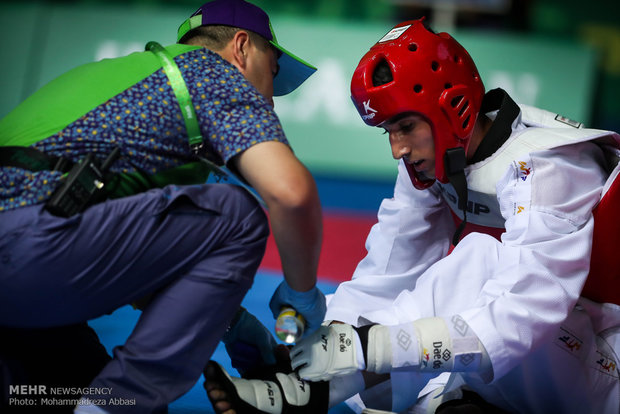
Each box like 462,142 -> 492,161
389,134 -> 409,160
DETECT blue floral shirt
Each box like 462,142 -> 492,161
0,45 -> 288,211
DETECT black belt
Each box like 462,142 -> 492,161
0,146 -> 74,173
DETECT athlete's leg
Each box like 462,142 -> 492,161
203,358 -> 384,414
204,360 -> 329,414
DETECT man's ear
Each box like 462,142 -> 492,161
230,30 -> 251,70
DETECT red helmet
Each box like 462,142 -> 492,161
350,19 -> 484,189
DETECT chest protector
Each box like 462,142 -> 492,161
435,106 -> 620,304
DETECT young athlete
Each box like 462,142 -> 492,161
203,18 -> 620,414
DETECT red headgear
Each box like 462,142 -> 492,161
350,19 -> 484,189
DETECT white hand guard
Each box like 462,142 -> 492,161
290,324 -> 365,381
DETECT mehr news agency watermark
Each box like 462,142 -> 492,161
7,384 -> 136,408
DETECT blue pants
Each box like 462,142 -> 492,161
0,184 -> 269,412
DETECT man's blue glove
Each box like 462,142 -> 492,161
222,307 -> 278,376
269,281 -> 326,336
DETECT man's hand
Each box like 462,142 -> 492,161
269,281 -> 326,336
222,308 -> 278,375
289,323 -> 365,381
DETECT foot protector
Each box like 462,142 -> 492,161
204,360 -> 328,414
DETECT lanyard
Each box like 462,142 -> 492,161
145,41 -> 203,154
145,42 -> 266,208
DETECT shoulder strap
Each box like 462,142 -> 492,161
469,88 -> 519,164
145,41 -> 204,155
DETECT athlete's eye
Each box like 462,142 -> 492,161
400,122 -> 415,133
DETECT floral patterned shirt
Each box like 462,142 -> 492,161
0,44 -> 288,211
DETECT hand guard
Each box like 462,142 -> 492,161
269,281 -> 326,336
289,323 -> 365,381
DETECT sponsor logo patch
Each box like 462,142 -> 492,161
361,99 -> 377,120
518,161 -> 531,181
432,341 -> 451,369
378,25 -> 411,43
594,350 -> 618,378
422,348 -> 430,368
555,114 -> 582,128
555,327 -> 583,357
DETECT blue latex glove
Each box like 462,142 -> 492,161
222,307 -> 278,375
269,281 -> 326,336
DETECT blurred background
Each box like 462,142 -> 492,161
1,0 -> 619,183
1,0 -> 618,412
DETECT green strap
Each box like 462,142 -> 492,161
145,41 -> 203,154
144,42 -> 265,208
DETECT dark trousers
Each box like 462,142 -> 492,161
0,184 -> 269,413
1,323 -> 111,413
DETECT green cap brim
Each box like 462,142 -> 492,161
271,41 -> 316,96
177,15 -> 202,42
177,16 -> 316,96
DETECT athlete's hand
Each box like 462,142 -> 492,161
289,323 -> 365,381
269,281 -> 326,336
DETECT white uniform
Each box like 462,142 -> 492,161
325,105 -> 620,414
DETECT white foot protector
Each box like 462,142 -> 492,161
204,360 -> 328,414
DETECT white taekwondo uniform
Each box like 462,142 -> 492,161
325,91 -> 620,414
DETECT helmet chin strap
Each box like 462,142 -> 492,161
444,147 -> 468,246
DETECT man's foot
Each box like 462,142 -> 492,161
204,360 -> 328,414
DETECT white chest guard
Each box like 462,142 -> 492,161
436,105 -> 620,303
437,105 -> 619,233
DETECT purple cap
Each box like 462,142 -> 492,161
177,0 -> 316,96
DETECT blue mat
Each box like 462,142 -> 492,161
89,270 -> 355,413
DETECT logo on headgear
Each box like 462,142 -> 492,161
362,99 -> 377,120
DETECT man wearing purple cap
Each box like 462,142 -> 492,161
0,0 -> 325,412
